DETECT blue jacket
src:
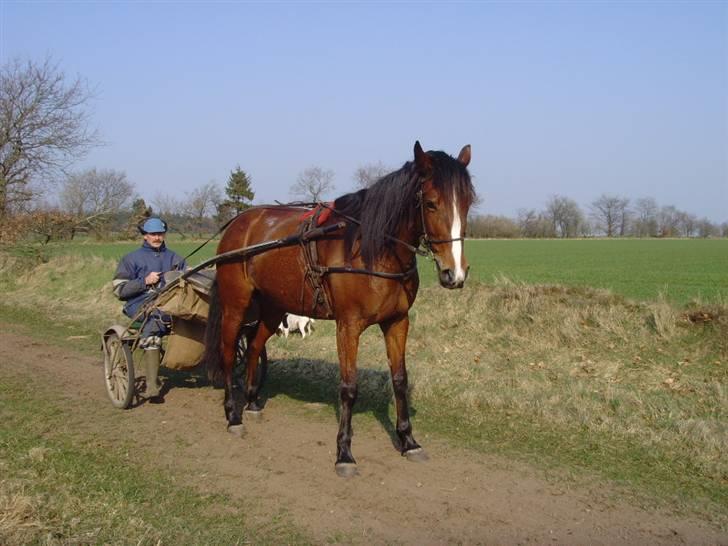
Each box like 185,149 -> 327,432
113,241 -> 186,317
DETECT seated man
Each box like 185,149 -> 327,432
112,217 -> 186,402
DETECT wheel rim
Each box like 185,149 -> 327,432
105,336 -> 130,404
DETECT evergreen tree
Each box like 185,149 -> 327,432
126,197 -> 152,237
223,166 -> 254,214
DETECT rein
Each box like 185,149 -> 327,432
182,214 -> 240,263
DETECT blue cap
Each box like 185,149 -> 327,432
140,217 -> 167,234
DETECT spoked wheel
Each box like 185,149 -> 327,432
234,325 -> 268,389
103,333 -> 135,409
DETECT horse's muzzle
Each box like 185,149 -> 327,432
438,265 -> 469,289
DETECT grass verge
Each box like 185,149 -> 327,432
0,373 -> 309,545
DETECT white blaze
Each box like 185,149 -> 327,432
450,192 -> 465,282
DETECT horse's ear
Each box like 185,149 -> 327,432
414,141 -> 432,175
457,144 -> 471,167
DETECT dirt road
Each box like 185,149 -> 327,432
2,330 -> 725,545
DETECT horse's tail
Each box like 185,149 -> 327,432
202,279 -> 224,384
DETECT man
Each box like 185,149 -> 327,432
113,217 -> 186,402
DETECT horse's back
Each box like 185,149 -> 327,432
218,206 -> 302,253
216,205 -> 417,322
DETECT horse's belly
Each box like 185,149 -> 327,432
247,246 -> 327,317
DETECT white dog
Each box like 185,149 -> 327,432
277,313 -> 315,339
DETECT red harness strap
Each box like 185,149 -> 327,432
301,203 -> 333,226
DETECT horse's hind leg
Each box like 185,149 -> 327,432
219,282 -> 255,435
380,314 -> 425,460
243,306 -> 283,414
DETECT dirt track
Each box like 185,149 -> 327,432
2,330 -> 726,545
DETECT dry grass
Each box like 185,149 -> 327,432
268,276 -> 727,505
0,481 -> 46,545
2,253 -> 726,519
0,254 -> 124,330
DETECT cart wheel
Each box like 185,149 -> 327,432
103,332 -> 135,409
234,326 -> 268,389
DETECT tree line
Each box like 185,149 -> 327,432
467,194 -> 727,239
2,56 -> 725,244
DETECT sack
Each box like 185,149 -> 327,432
162,318 -> 205,370
157,269 -> 215,323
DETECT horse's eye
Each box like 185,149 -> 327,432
425,201 -> 437,212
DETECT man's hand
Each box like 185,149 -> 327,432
145,271 -> 161,286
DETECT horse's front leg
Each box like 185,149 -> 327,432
380,314 -> 426,461
334,319 -> 365,477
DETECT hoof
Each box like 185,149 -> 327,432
334,462 -> 358,478
404,447 -> 429,462
227,424 -> 245,437
244,408 -> 263,420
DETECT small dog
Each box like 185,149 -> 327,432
277,313 -> 316,339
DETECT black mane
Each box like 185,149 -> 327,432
333,150 -> 475,268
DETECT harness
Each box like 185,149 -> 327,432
298,188 -> 465,316
297,205 -> 419,317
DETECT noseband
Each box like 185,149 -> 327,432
415,189 -> 465,255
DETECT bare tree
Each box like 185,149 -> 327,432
676,211 -> 697,238
290,166 -> 335,202
632,197 -> 659,237
60,168 -> 133,216
185,181 -> 223,236
0,56 -> 99,218
517,208 -> 553,238
152,192 -> 184,218
59,168 -> 134,237
467,214 -> 520,238
658,205 -> 681,237
546,195 -> 584,238
697,218 -> 718,238
590,194 -> 630,237
353,162 -> 389,189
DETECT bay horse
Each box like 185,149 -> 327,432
204,141 -> 475,476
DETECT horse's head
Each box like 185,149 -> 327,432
414,141 -> 474,289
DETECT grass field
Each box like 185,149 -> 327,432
1,238 -> 727,530
20,236 -> 728,305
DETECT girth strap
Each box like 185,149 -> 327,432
299,208 -> 335,318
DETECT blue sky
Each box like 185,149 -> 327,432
2,1 -> 726,221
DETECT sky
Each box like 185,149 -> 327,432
2,1 -> 727,221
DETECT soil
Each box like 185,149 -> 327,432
2,329 -> 726,545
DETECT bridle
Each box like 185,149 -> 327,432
415,188 -> 466,256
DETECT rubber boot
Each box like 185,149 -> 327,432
143,348 -> 162,401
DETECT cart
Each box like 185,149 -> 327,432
101,267 -> 266,409
100,220 -> 347,409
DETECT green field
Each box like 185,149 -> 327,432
31,237 -> 728,305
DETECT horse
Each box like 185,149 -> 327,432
203,141 -> 475,476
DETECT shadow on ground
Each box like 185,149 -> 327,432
159,357 -> 412,450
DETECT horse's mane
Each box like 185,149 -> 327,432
334,151 -> 475,268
